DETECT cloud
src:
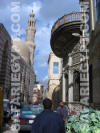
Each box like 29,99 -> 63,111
32,2 -> 42,15
41,75 -> 48,87
22,1 -> 42,16
43,75 -> 48,82
0,0 -> 40,8
39,62 -> 47,67
42,75 -> 48,87
39,0 -> 80,23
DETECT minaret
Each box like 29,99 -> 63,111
26,10 -> 36,66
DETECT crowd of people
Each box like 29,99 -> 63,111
31,98 -> 68,133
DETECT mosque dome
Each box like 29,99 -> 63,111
12,38 -> 30,64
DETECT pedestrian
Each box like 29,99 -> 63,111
31,98 -> 65,133
57,101 -> 68,122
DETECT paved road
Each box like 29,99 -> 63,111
3,130 -> 30,133
2,121 -> 30,133
3,125 -> 30,133
2,122 -> 19,133
3,131 -> 18,133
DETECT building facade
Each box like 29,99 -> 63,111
11,49 -> 36,104
0,25 -> 11,128
50,5 -> 90,111
89,0 -> 100,109
48,51 -> 62,108
32,82 -> 43,103
0,24 -> 12,100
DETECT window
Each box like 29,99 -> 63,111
96,0 -> 100,20
73,71 -> 80,102
53,62 -> 59,74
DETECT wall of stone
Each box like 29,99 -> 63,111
48,52 -> 62,100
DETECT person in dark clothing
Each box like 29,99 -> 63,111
57,101 -> 68,121
31,98 -> 65,133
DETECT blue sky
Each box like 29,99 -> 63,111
0,0 -> 80,86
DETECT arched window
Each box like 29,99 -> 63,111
73,71 -> 80,101
65,74 -> 68,101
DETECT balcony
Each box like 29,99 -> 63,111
51,12 -> 82,58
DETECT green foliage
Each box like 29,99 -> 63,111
65,108 -> 100,133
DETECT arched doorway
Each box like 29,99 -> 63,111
73,70 -> 80,101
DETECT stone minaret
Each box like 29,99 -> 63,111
26,10 -> 36,66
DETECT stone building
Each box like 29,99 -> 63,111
36,82 -> 44,97
48,51 -> 62,108
32,82 -> 43,103
0,24 -> 12,99
50,3 -> 90,111
43,88 -> 48,99
89,0 -> 100,109
32,87 -> 39,103
11,11 -> 36,104
11,49 -> 36,104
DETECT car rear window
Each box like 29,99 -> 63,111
21,106 -> 33,115
21,105 -> 43,115
31,106 -> 43,114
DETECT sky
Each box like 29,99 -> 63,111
0,0 -> 80,87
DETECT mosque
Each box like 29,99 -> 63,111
11,11 -> 36,104
12,11 -> 36,67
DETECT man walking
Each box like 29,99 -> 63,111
31,98 -> 65,133
57,101 -> 68,121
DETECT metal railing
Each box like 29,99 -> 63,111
51,12 -> 82,34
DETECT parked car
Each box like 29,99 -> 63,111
3,99 -> 11,122
19,105 -> 43,132
10,102 -> 20,118
32,104 -> 43,114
